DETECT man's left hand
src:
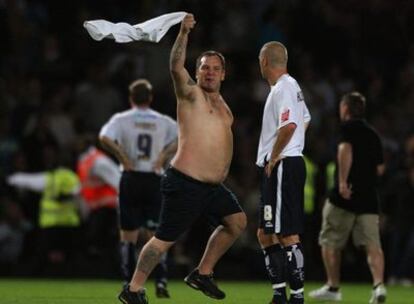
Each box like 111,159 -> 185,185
152,157 -> 165,175
265,156 -> 283,177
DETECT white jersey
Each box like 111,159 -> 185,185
99,107 -> 177,173
256,74 -> 311,167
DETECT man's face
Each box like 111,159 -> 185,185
196,55 -> 225,92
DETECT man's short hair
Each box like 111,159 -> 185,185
341,91 -> 366,118
196,51 -> 226,70
262,41 -> 288,68
129,79 -> 153,105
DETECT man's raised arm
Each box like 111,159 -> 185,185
169,14 -> 196,99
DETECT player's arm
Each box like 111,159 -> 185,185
265,123 -> 297,177
169,14 -> 197,100
304,103 -> 311,131
337,142 -> 353,199
99,136 -> 133,171
6,172 -> 47,192
153,140 -> 178,174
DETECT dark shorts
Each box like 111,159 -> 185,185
259,157 -> 306,236
119,171 -> 161,231
155,167 -> 243,242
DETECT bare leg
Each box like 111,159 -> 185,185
197,212 -> 246,274
129,237 -> 174,292
120,229 -> 140,242
366,244 -> 385,285
321,246 -> 341,287
279,234 -> 300,247
257,229 -> 280,248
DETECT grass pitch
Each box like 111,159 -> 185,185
0,279 -> 412,303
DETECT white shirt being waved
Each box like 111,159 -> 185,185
256,74 -> 311,167
100,107 -> 177,173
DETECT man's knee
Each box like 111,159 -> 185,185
257,229 -> 278,248
146,236 -> 175,253
120,229 -> 139,243
279,234 -> 300,247
224,212 -> 247,236
364,244 -> 384,257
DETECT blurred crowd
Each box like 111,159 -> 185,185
1,0 -> 414,283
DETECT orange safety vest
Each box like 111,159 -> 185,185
77,148 -> 118,210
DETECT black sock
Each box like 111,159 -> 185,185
263,244 -> 287,303
154,252 -> 168,286
119,241 -> 137,282
284,243 -> 305,304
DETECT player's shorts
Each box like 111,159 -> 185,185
259,156 -> 306,236
155,166 -> 244,242
319,200 -> 381,249
119,171 -> 161,231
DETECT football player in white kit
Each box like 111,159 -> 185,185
256,41 -> 311,304
99,79 -> 177,298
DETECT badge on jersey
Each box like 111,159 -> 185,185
281,109 -> 290,123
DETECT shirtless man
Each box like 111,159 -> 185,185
118,14 -> 247,304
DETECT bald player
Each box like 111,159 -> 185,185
256,41 -> 311,304
118,13 -> 247,304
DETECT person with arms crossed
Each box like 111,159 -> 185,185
99,78 -> 177,298
256,41 -> 310,304
118,13 -> 247,304
309,92 -> 387,304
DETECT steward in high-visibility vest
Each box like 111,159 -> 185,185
7,167 -> 81,275
304,155 -> 317,215
39,168 -> 81,228
77,147 -> 119,211
7,168 -> 81,228
325,161 -> 336,193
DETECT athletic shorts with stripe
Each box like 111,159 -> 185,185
259,156 -> 306,235
155,167 -> 243,242
119,171 -> 162,231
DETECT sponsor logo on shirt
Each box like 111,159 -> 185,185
281,109 -> 290,123
135,122 -> 157,130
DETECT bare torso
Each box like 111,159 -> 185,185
171,87 -> 233,183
